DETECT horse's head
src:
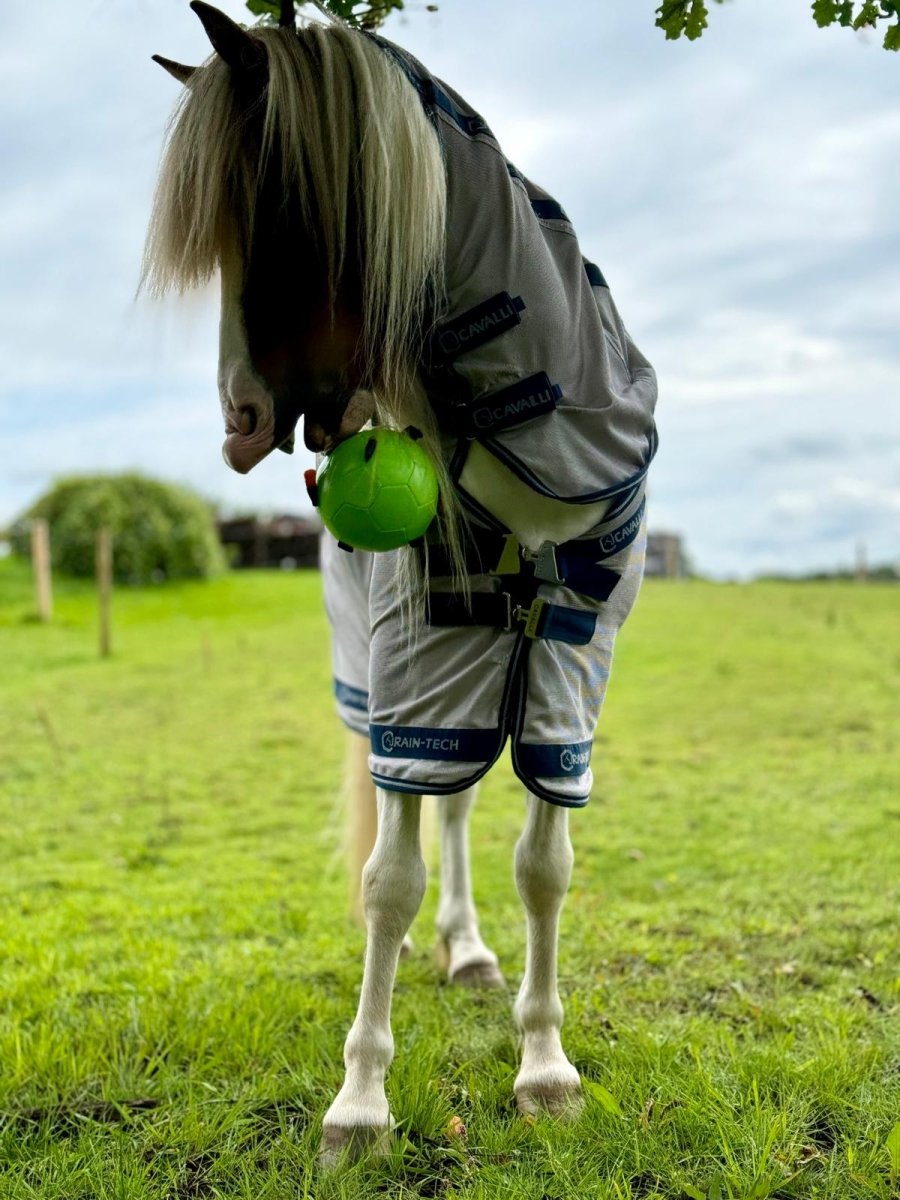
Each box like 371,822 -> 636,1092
144,3 -> 446,472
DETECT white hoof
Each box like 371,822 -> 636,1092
436,936 -> 505,988
449,959 -> 506,988
319,1115 -> 393,1168
515,1069 -> 582,1118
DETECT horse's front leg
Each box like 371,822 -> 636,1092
346,729 -> 414,957
513,793 -> 582,1116
436,787 -> 504,987
321,790 -> 425,1165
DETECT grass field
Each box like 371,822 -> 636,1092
1,555 -> 898,1200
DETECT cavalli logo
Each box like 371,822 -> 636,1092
470,372 -> 559,434
599,497 -> 646,556
437,293 -> 524,358
473,388 -> 553,431
381,730 -> 461,754
560,746 -> 591,772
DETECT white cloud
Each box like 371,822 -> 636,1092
1,0 -> 899,579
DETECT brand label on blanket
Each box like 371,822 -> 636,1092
372,724 -> 498,762
560,746 -> 591,772
516,740 -> 594,778
436,292 -> 525,358
598,496 -> 646,556
469,373 -> 560,435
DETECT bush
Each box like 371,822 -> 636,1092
11,474 -> 227,584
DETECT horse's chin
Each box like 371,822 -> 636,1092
303,389 -> 376,453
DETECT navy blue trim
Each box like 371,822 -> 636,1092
531,198 -> 571,223
480,434 -> 655,504
372,38 -> 494,141
373,769 -> 491,796
334,679 -> 368,712
604,481 -> 643,521
517,740 -> 593,779
448,443 -> 511,535
448,437 -> 470,484
528,788 -> 589,809
427,78 -> 493,138
584,261 -> 608,289
453,482 -> 511,536
371,724 -> 499,762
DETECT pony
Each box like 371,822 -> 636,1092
144,0 -> 657,1164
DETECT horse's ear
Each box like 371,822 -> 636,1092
151,54 -> 198,85
279,0 -> 296,27
190,0 -> 266,72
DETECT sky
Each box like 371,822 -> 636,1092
1,0 -> 898,579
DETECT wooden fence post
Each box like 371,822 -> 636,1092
855,539 -> 868,584
97,527 -> 113,657
31,518 -> 52,622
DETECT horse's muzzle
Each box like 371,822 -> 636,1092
220,370 -> 302,474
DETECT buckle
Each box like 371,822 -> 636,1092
522,540 -> 563,585
514,596 -> 548,640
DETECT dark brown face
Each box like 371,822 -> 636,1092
240,168 -> 371,455
154,2 -> 377,473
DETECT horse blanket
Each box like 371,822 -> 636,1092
322,37 -> 658,807
323,528 -> 646,807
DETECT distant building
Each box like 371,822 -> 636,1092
218,514 -> 321,569
645,531 -> 686,578
218,515 -> 690,578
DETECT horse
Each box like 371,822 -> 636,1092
144,0 -> 657,1164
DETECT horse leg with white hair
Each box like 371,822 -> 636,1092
321,788 -> 425,1164
346,729 -> 501,983
435,786 -> 503,986
322,783 -> 579,1159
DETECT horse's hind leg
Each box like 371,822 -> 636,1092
321,790 -> 425,1165
436,786 -> 504,987
347,730 -> 377,924
512,792 -> 582,1117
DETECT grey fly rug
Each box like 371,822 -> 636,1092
322,35 -> 658,807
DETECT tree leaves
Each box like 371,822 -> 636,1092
655,0 -> 900,49
655,1 -> 709,41
250,0 -> 899,46
246,0 -> 409,31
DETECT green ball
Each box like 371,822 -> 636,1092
316,428 -> 440,552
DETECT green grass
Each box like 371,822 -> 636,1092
1,554 -> 898,1199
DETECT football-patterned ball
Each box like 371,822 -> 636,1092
315,428 -> 440,552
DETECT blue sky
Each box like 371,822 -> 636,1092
1,0 -> 898,577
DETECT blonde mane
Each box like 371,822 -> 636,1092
143,17 -> 470,602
